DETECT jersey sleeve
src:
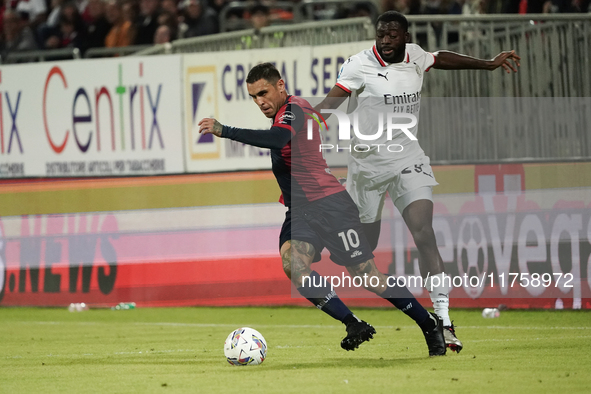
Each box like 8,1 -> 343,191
272,102 -> 305,135
221,102 -> 306,150
410,44 -> 436,72
221,125 -> 292,150
335,55 -> 365,94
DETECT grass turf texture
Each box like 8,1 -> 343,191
1,307 -> 590,393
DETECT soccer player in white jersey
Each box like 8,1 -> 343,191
316,11 -> 520,353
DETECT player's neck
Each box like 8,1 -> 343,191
390,53 -> 405,64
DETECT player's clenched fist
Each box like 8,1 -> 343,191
198,118 -> 223,137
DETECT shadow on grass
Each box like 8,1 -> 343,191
258,356 -> 430,371
38,355 -> 432,369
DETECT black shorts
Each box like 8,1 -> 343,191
279,191 -> 374,266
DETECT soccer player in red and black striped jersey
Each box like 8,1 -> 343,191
198,63 -> 446,356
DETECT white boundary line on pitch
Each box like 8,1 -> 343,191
15,321 -> 591,330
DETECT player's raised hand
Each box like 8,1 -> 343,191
491,50 -> 521,73
198,118 -> 223,137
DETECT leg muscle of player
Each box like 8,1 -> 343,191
401,199 -> 453,327
345,259 -> 389,295
401,199 -> 445,277
282,240 -> 359,324
280,240 -> 314,286
347,258 -> 432,327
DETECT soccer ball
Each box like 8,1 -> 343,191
224,327 -> 267,366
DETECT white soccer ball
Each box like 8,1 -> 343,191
224,327 -> 267,366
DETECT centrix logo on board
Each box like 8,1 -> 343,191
43,63 -> 164,154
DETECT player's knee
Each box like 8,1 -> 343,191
411,224 -> 436,249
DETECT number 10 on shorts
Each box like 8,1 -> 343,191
338,229 -> 360,251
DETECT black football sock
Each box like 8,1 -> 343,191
380,277 -> 430,327
296,271 -> 354,323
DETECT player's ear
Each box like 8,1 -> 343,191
276,79 -> 285,93
405,31 -> 411,43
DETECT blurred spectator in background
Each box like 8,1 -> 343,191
133,0 -> 160,45
250,3 -> 270,30
267,0 -> 294,22
161,0 -> 180,22
44,2 -> 89,52
153,22 -> 170,42
381,0 -> 422,14
181,0 -> 218,38
501,0 -> 520,12
449,0 -> 486,14
85,0 -> 111,48
511,0 -> 590,13
346,2 -> 374,18
15,0 -> 47,29
122,0 -> 138,26
157,9 -> 177,39
105,0 -> 135,46
449,0 -> 467,13
46,0 -> 66,28
546,0 -> 591,12
0,8 -> 37,60
523,0 -> 551,13
423,0 -> 451,14
0,1 -> 5,35
207,0 -> 228,14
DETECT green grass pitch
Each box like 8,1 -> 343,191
1,306 -> 590,393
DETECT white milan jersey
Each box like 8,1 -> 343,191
336,43 -> 435,171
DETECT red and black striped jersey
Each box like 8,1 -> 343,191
222,95 -> 344,207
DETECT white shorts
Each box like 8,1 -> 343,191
346,156 -> 439,223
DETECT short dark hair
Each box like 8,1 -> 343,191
376,11 -> 408,32
246,62 -> 281,84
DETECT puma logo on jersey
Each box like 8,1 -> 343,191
377,72 -> 389,81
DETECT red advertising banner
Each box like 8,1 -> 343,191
1,183 -> 590,309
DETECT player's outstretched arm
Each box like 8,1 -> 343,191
432,50 -> 521,73
198,117 -> 292,150
314,85 -> 351,115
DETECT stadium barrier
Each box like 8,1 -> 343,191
0,47 -> 81,64
133,17 -> 374,55
413,14 -> 591,98
84,45 -> 153,58
0,162 -> 590,309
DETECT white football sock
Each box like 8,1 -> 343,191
425,273 -> 452,327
